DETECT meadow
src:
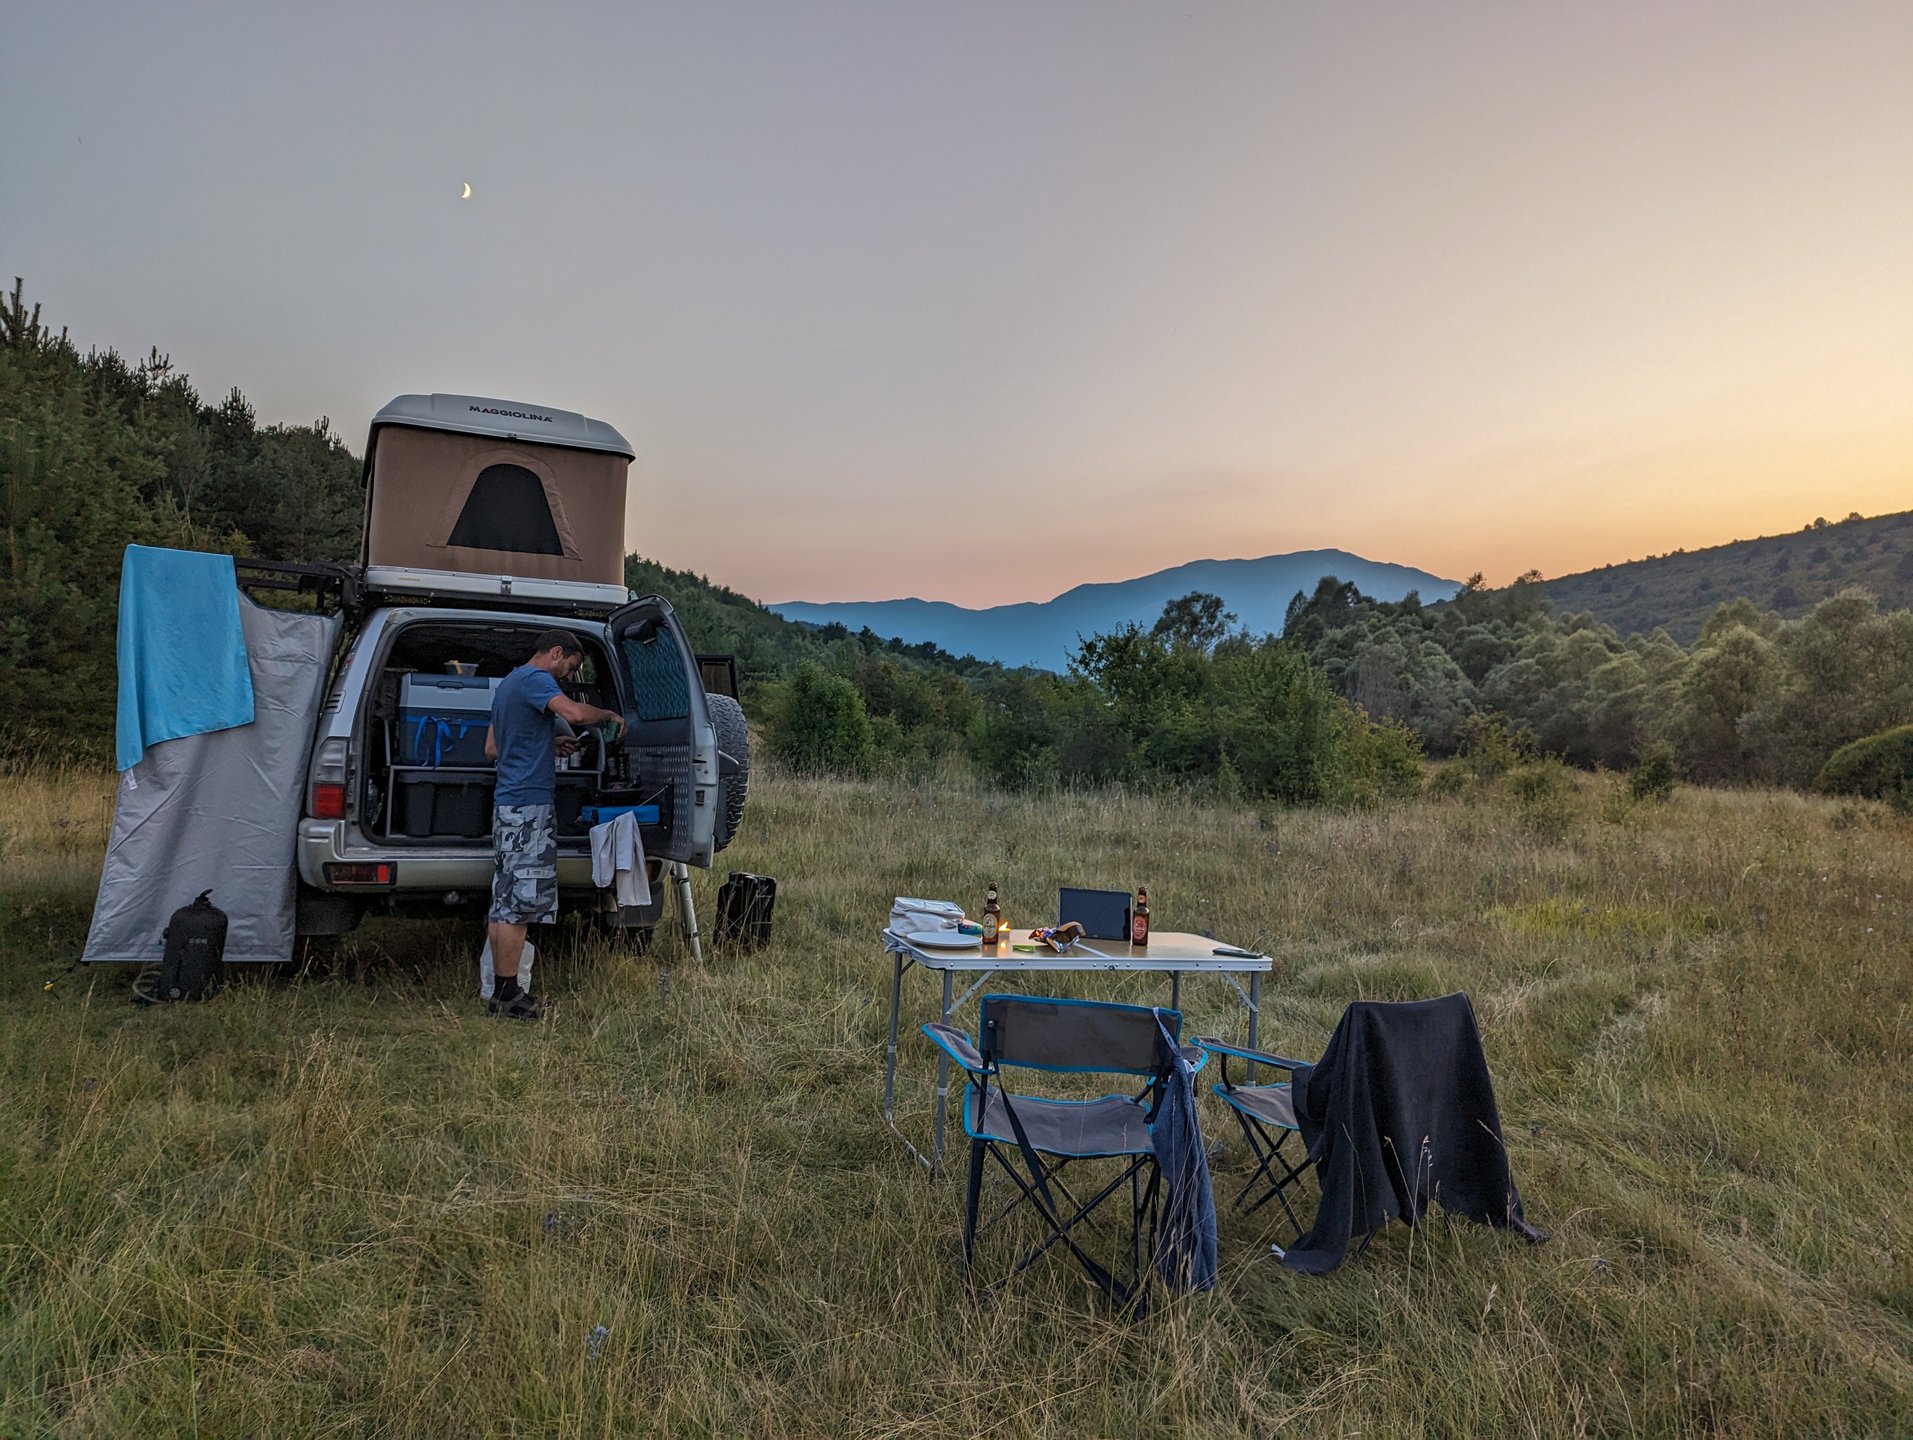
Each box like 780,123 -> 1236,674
1,762 -> 1909,1437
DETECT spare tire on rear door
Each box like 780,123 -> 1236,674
708,692 -> 750,852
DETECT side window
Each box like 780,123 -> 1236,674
621,627 -> 690,721
448,464 -> 564,555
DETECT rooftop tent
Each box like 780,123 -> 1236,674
361,394 -> 636,586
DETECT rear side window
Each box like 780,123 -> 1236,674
447,464 -> 564,554
621,629 -> 690,720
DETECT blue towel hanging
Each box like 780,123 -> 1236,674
114,545 -> 254,771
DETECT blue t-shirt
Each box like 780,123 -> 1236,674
491,664 -> 564,807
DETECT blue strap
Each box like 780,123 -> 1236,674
410,715 -> 454,767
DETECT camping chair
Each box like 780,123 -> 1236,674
922,995 -> 1206,1309
1190,1036 -> 1315,1244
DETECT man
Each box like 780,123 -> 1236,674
482,629 -> 623,1019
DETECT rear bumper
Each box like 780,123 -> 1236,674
296,818 -> 597,893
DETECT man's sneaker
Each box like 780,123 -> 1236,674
486,979 -> 545,1021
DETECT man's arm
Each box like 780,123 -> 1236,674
548,693 -> 624,736
484,725 -> 498,761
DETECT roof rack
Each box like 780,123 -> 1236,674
234,559 -> 363,617
361,565 -> 631,619
233,560 -> 632,622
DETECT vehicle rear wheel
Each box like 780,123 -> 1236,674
292,934 -> 342,974
592,911 -> 654,954
708,692 -> 750,853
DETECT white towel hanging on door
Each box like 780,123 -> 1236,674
590,811 -> 652,908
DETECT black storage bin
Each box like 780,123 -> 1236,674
554,774 -> 595,837
434,779 -> 492,837
393,774 -> 437,837
393,773 -> 493,838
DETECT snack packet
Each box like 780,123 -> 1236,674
1027,921 -> 1086,954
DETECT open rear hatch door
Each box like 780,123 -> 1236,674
607,597 -> 717,867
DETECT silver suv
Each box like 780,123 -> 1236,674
285,394 -> 748,941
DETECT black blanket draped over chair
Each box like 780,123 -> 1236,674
1282,992 -> 1548,1274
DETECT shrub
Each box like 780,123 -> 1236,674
1328,715 -> 1425,806
1813,724 -> 1913,808
965,671 -> 1061,788
865,714 -> 948,778
1507,760 -> 1578,839
1211,641 -> 1350,803
1629,741 -> 1679,802
1456,712 -> 1532,781
765,662 -> 872,773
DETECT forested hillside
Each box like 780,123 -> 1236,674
7,280 -> 1911,807
0,281 -> 1006,772
0,266 -> 1422,805
1287,573 -> 1913,791
1538,510 -> 1913,642
1,280 -> 361,760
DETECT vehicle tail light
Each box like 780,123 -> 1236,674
325,862 -> 395,887
308,737 -> 348,819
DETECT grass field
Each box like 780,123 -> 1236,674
2,762 -> 1910,1437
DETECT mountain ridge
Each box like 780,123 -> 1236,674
771,550 -> 1462,669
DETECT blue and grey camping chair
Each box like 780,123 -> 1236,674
1192,1036 -> 1315,1242
923,994 -> 1212,1310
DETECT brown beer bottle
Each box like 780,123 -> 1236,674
1131,887 -> 1149,946
982,883 -> 1002,948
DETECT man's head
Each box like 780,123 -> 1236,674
527,629 -> 585,679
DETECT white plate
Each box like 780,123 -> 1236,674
905,929 -> 981,949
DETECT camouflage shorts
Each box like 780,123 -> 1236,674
489,804 -> 558,925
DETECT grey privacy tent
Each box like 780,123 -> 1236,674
84,595 -> 341,966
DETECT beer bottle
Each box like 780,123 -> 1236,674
982,883 -> 1002,948
1131,887 -> 1150,947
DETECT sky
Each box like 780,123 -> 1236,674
5,1 -> 1910,607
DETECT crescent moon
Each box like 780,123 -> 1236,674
461,182 -> 472,199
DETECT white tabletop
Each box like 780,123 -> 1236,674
883,928 -> 1270,973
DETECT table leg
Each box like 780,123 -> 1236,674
930,968 -> 955,1174
1248,970 -> 1262,1082
1170,970 -> 1182,1012
883,948 -> 904,1122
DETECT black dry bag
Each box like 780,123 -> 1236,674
159,891 -> 228,1002
714,872 -> 777,951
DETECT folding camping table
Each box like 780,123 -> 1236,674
880,928 -> 1274,1172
